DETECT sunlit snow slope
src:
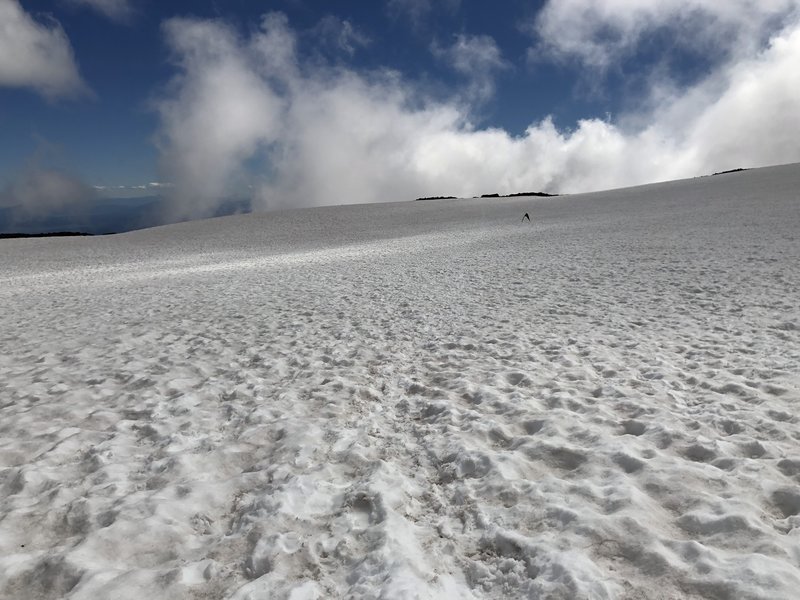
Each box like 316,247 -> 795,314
1,164 -> 799,600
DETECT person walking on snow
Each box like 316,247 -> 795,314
521,212 -> 530,222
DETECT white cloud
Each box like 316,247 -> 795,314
532,0 -> 800,70
154,15 -> 286,219
431,34 -> 510,103
92,181 -> 172,196
154,10 -> 800,221
672,24 -> 800,171
0,0 -> 88,99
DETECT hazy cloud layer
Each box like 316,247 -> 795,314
431,34 -> 510,103
92,181 -> 171,198
0,0 -> 87,99
67,0 -> 134,22
155,7 -> 800,220
312,16 -> 370,57
386,0 -> 461,26
0,166 -> 97,227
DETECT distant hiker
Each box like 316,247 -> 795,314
522,212 -> 531,223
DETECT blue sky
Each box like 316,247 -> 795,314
2,0 -> 800,225
1,0 -> 587,186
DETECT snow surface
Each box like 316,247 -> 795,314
1,164 -> 799,599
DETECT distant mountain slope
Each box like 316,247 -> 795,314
1,162 -> 796,237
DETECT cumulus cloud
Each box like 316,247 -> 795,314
0,0 -> 88,99
669,23 -> 800,171
532,0 -> 800,70
431,34 -> 510,103
154,8 -> 800,221
154,14 -> 286,219
66,0 -> 134,22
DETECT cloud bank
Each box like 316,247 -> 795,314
155,4 -> 800,220
0,0 -> 87,99
0,166 -> 97,229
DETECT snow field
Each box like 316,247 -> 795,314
1,164 -> 799,599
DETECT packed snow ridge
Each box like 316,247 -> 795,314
1,164 -> 799,599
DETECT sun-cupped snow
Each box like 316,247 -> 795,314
1,164 -> 799,599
